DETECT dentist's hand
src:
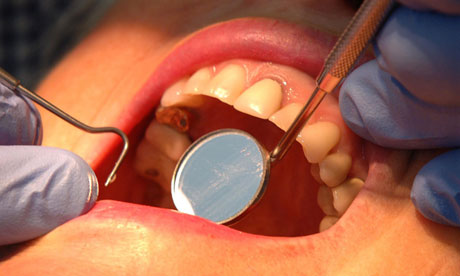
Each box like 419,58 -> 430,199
0,83 -> 98,245
340,1 -> 460,226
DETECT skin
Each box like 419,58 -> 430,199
1,0 -> 459,274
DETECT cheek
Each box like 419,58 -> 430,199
36,15 -> 180,159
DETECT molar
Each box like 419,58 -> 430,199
332,178 -> 364,216
184,68 -> 212,95
310,163 -> 323,184
133,139 -> 176,192
317,184 -> 338,216
319,216 -> 339,232
144,121 -> 191,161
161,78 -> 204,108
319,152 -> 352,188
268,102 -> 303,131
233,79 -> 282,119
299,121 -> 340,163
205,64 -> 246,104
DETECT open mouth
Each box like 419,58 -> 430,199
94,18 -> 369,236
3,2 -> 460,273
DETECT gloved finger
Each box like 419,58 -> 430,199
398,0 -> 460,14
0,146 -> 98,245
0,83 -> 42,145
339,60 -> 460,149
411,149 -> 460,227
374,6 -> 460,106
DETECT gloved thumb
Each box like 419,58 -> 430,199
0,146 -> 98,245
411,149 -> 460,227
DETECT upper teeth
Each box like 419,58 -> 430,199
185,67 -> 212,95
234,78 -> 282,119
137,59 -> 364,231
204,64 -> 246,104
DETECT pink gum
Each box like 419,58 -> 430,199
202,59 -> 367,180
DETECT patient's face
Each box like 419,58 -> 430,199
1,0 -> 459,274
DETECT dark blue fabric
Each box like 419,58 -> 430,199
0,0 -> 113,88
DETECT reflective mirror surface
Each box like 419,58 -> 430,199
172,129 -> 269,224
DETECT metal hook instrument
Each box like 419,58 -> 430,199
0,67 -> 129,187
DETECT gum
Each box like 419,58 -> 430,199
195,58 -> 317,106
180,58 -> 366,181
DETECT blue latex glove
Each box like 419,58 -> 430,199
0,83 -> 98,245
340,1 -> 460,227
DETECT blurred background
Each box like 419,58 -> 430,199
0,0 -> 115,88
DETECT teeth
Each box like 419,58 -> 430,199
184,68 -> 212,95
269,103 -> 303,131
206,64 -> 246,104
144,121 -> 191,161
155,62 -> 363,225
134,139 -> 176,192
310,163 -> 323,184
299,121 -> 340,163
332,178 -> 364,216
319,216 -> 339,232
319,152 -> 352,188
317,185 -> 337,216
233,79 -> 283,119
161,78 -> 204,108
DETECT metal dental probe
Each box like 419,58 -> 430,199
0,67 -> 129,187
171,0 -> 396,224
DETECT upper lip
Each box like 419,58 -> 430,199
118,17 -> 338,135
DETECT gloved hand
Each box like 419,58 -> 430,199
339,1 -> 460,227
0,83 -> 98,245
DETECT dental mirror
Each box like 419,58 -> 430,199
172,129 -> 270,224
171,0 -> 395,224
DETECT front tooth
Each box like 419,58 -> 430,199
332,178 -> 364,216
269,103 -> 303,131
144,121 -> 191,161
206,64 -> 246,104
233,79 -> 282,119
161,78 -> 204,108
299,121 -> 340,163
319,152 -> 352,188
317,185 -> 337,216
319,216 -> 339,232
184,68 -> 212,95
